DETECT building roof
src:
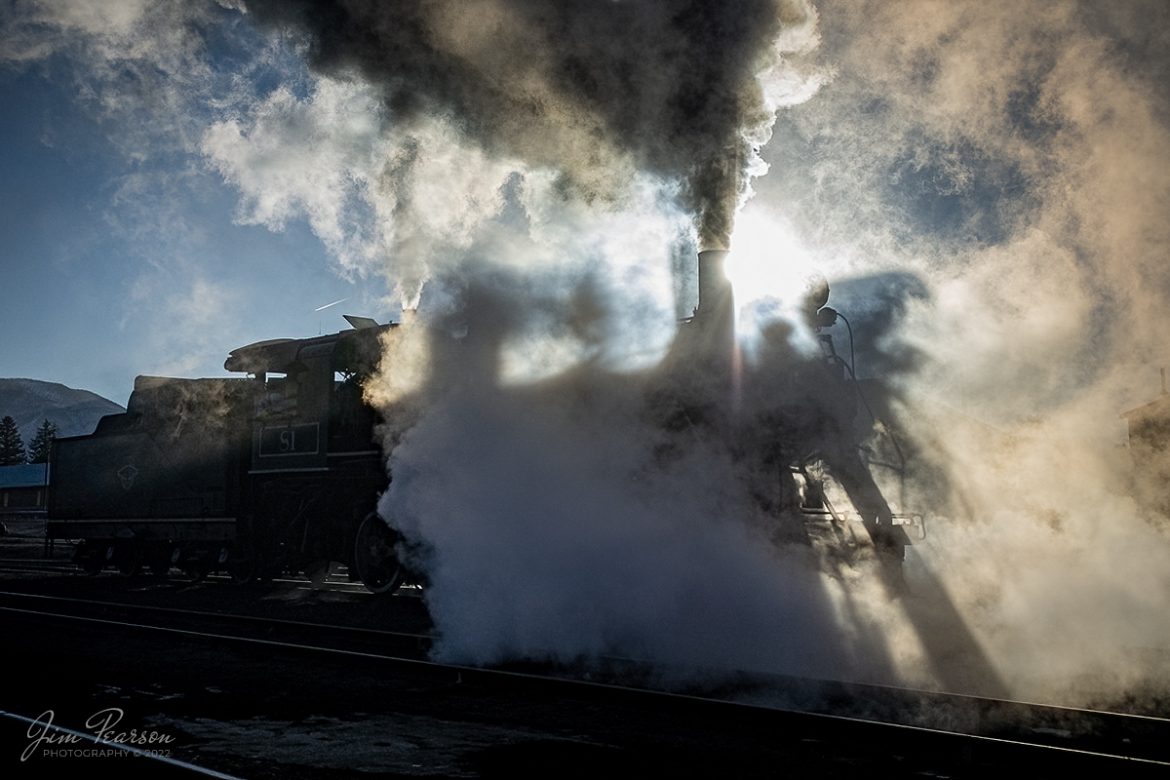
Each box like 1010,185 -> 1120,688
0,463 -> 49,489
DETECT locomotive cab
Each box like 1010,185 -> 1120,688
221,321 -> 403,590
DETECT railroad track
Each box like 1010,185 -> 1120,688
0,554 -> 418,599
2,589 -> 1167,776
0,590 -> 433,659
0,558 -> 82,578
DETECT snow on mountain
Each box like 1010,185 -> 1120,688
0,378 -> 124,442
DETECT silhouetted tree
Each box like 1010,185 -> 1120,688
27,419 -> 59,464
0,416 -> 26,465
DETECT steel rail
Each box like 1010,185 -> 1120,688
0,589 -> 431,643
3,602 -> 1168,771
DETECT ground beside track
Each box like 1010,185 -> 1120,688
3,518 -> 1169,778
2,606 -> 950,779
4,520 -> 838,778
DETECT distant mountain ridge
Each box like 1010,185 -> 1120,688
0,378 -> 124,443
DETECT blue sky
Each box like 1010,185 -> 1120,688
0,9 -> 379,403
0,81 -> 355,403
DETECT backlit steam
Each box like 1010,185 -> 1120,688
246,0 -> 1170,704
244,0 -> 825,251
747,0 -> 1170,706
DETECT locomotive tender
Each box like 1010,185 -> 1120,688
46,316 -> 405,591
46,250 -> 914,593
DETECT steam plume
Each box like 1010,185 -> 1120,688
244,0 -> 824,250
743,0 -> 1170,705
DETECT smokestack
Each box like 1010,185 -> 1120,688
697,249 -> 732,322
694,249 -> 736,389
696,249 -> 735,340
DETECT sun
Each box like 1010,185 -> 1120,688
724,209 -> 817,310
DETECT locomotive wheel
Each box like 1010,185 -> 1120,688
183,563 -> 209,583
146,546 -> 173,577
305,559 -> 334,586
115,545 -> 141,577
79,547 -> 107,576
229,546 -> 267,584
230,518 -> 270,585
353,512 -> 405,595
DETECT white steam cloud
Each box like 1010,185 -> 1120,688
358,0 -> 1170,706
378,375 -> 850,675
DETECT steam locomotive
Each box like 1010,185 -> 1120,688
46,250 -> 915,593
46,316 -> 407,592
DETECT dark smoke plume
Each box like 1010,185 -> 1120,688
244,0 -> 811,249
